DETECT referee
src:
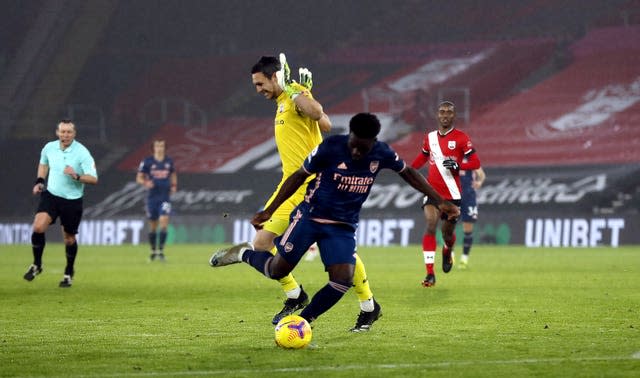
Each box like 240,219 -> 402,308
23,119 -> 98,287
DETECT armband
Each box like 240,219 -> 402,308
35,177 -> 45,185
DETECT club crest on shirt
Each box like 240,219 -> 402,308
284,242 -> 294,253
370,161 -> 379,173
448,141 -> 456,150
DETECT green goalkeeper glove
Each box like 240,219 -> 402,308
299,67 -> 313,90
276,53 -> 302,99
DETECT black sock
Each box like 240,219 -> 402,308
463,231 -> 473,255
158,230 -> 167,252
65,242 -> 78,276
149,232 -> 157,251
300,280 -> 351,323
31,232 -> 45,267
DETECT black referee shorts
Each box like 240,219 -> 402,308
37,191 -> 84,234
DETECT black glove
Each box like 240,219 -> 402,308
442,158 -> 459,172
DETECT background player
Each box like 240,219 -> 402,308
210,113 -> 459,327
250,54 -> 381,331
136,139 -> 177,262
411,101 -> 481,287
24,119 -> 98,288
459,166 -> 486,268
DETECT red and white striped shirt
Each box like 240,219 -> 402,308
411,128 -> 479,200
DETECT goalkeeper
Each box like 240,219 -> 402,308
233,54 -> 381,331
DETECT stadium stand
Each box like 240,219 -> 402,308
0,1 -> 43,66
329,39 -> 558,161
1,0 -> 637,223
110,55 -> 256,144
117,118 -> 273,173
461,25 -> 640,167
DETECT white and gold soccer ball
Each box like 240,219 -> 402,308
274,314 -> 312,349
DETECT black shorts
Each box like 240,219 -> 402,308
37,191 -> 84,234
422,196 -> 461,223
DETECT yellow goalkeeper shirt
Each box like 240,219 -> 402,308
264,83 -> 322,227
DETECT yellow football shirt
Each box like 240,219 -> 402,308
263,83 -> 322,233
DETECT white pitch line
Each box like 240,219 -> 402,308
60,354 -> 639,378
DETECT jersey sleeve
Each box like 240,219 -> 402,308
138,158 -> 148,174
461,133 -> 474,155
39,145 -> 49,165
388,151 -> 406,172
303,140 -> 331,174
411,152 -> 428,169
380,143 -> 406,172
80,148 -> 98,178
421,132 -> 431,154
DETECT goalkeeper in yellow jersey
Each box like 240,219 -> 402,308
245,54 -> 381,331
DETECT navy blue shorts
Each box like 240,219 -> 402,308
274,209 -> 356,267
145,197 -> 172,220
460,191 -> 478,223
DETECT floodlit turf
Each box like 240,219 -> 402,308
1,244 -> 639,377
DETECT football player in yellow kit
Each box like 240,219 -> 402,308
247,54 -> 381,331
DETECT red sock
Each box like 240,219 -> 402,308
422,234 -> 436,275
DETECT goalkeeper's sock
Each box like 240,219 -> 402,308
360,297 -> 375,312
463,231 -> 473,255
422,234 -> 436,275
284,285 -> 301,299
279,274 -> 300,298
353,254 -> 373,302
267,245 -> 301,295
300,280 -> 350,323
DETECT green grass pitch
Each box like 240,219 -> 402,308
1,244 -> 639,377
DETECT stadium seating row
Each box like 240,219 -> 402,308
112,25 -> 640,170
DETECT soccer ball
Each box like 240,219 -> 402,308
274,315 -> 312,349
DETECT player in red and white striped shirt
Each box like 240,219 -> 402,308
411,101 -> 481,287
